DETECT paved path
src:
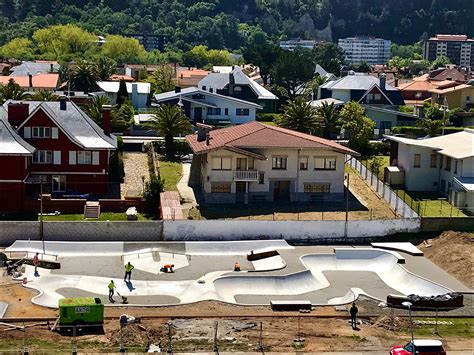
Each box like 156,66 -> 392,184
120,152 -> 149,199
177,163 -> 197,212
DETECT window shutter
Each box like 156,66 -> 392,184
24,127 -> 31,138
51,127 -> 59,139
69,151 -> 76,165
92,151 -> 100,165
53,151 -> 61,165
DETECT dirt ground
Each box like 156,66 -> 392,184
418,231 -> 473,289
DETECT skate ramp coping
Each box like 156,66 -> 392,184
371,242 -> 423,256
6,241 -> 124,256
183,240 -> 293,255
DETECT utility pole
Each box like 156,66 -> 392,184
40,182 -> 45,256
344,173 -> 350,238
213,321 -> 219,353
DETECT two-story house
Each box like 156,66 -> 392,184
154,87 -> 262,126
198,66 -> 278,113
385,129 -> 474,213
0,99 -> 117,212
186,122 -> 359,204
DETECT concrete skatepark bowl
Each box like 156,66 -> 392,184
5,240 -> 468,309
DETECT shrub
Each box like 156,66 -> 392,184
143,175 -> 163,215
256,113 -> 282,122
108,136 -> 124,182
391,126 -> 467,138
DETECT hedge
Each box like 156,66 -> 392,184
391,126 -> 472,138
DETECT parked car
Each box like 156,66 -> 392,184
390,340 -> 446,355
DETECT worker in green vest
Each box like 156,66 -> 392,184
124,262 -> 135,282
108,280 -> 116,303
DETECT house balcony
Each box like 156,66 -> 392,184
233,170 -> 258,181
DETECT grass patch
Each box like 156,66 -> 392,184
159,161 -> 182,191
42,212 -> 155,221
394,191 -> 466,217
361,156 -> 390,180
403,318 -> 473,337
260,121 -> 277,126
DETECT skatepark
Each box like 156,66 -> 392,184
5,240 -> 470,309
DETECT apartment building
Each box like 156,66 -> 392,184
424,34 -> 474,68
338,37 -> 391,65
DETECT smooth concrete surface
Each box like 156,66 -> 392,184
371,242 -> 423,256
8,241 -> 468,309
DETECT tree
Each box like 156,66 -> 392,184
0,38 -> 35,60
311,42 -> 345,76
96,57 -> 117,81
116,79 -> 129,107
277,97 -> 320,134
357,61 -> 370,73
182,45 -> 233,69
111,99 -> 134,133
146,105 -> 192,160
242,43 -> 281,85
340,101 -> 375,153
304,75 -> 327,98
69,60 -> 99,93
29,90 -> 59,101
430,55 -> 451,70
270,48 -> 314,98
150,65 -> 176,94
32,24 -> 97,59
101,35 -> 148,65
0,79 -> 27,104
418,104 -> 450,136
83,95 -> 112,125
315,102 -> 340,139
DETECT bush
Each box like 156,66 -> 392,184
391,126 -> 467,138
108,136 -> 125,182
143,175 -> 163,215
256,113 -> 282,122
152,140 -> 192,158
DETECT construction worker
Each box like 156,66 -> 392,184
33,252 -> 40,275
163,264 -> 174,273
350,302 -> 358,329
108,280 -> 116,303
124,262 -> 134,282
234,262 -> 241,271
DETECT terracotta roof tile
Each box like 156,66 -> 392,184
0,74 -> 59,89
186,122 -> 358,156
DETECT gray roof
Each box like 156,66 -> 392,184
320,73 -> 398,91
0,107 -> 35,155
199,67 -> 278,100
6,100 -> 116,150
154,87 -> 263,109
10,61 -> 60,77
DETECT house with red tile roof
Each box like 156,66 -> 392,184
186,122 -> 359,204
0,73 -> 60,91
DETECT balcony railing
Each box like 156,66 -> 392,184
233,170 -> 258,181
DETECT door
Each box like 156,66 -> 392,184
236,182 -> 246,203
52,175 -> 66,193
194,107 -> 203,123
273,180 -> 290,201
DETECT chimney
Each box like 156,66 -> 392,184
7,102 -> 29,128
379,73 -> 386,91
28,74 -> 33,89
102,105 -> 112,135
196,123 -> 213,142
175,86 -> 181,93
50,63 -> 54,72
59,95 -> 67,110
229,73 -> 235,84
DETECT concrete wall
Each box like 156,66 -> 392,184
162,218 -> 421,242
0,221 -> 163,246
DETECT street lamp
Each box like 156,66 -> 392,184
402,301 -> 415,355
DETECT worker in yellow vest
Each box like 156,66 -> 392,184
108,280 -> 116,303
124,262 -> 135,282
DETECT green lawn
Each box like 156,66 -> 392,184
362,156 -> 390,180
42,212 -> 155,221
394,191 -> 467,217
260,121 -> 277,126
159,161 -> 182,191
401,317 -> 473,337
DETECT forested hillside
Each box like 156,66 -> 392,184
0,0 -> 472,49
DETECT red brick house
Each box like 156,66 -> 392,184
0,99 -> 116,212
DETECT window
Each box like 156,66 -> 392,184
33,175 -> 47,183
445,157 -> 451,171
466,96 -> 471,102
304,183 -> 331,193
224,108 -> 228,115
430,154 -> 437,168
236,158 -> 247,170
202,85 -> 206,90
207,108 -> 221,115
211,156 -> 231,170
52,175 -> 66,192
33,150 -> 52,164
233,85 -> 242,92
258,171 -> 265,184
211,182 -> 231,193
272,156 -> 287,170
299,157 -> 308,170
454,160 -> 458,174
314,157 -> 336,170
374,93 -> 381,100
413,154 -> 421,168
32,127 -> 51,138
236,108 -> 250,116
77,151 -> 92,165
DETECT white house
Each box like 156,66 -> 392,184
186,122 -> 359,204
153,87 -> 262,125
385,129 -> 474,213
95,81 -> 151,109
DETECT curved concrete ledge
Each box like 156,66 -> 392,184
371,242 -> 423,256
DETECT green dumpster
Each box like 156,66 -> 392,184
59,297 -> 104,326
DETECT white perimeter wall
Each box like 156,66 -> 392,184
163,218 -> 420,241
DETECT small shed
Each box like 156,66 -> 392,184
384,166 -> 405,186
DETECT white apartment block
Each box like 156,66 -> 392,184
338,37 -> 391,65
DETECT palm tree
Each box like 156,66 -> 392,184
83,95 -> 111,125
315,102 -> 340,139
29,89 -> 59,101
0,79 -> 28,104
69,60 -> 99,93
277,97 -> 320,134
96,57 -> 117,81
146,105 -> 192,160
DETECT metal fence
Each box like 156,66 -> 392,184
347,157 -> 419,219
